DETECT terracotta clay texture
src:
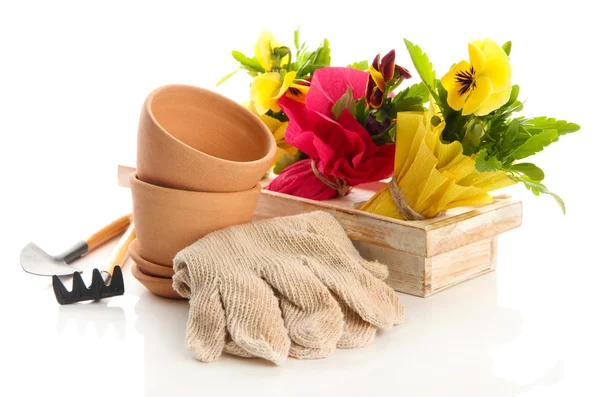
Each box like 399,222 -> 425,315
137,84 -> 276,192
129,172 -> 261,266
129,239 -> 174,278
130,262 -> 184,300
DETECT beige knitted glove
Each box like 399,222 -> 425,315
173,211 -> 403,364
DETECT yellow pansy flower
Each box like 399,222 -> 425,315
250,71 -> 309,115
245,102 -> 298,166
441,39 -> 512,116
360,103 -> 515,219
254,31 -> 290,72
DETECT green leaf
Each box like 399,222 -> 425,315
391,83 -> 429,113
348,60 -> 369,71
396,82 -> 430,103
331,87 -> 355,119
518,116 -> 581,136
294,28 -> 300,51
355,97 -> 368,126
231,50 -> 265,73
509,129 -> 559,160
273,153 -> 300,175
295,39 -> 331,78
475,149 -> 503,172
403,39 -> 437,99
509,174 -> 565,214
216,67 -> 241,86
501,118 -> 520,150
502,41 -> 512,56
314,38 -> 331,66
509,163 -> 545,181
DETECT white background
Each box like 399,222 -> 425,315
1,1 -> 599,396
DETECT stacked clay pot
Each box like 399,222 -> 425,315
129,84 -> 276,299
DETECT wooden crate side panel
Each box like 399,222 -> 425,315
425,201 -> 522,257
427,238 -> 495,296
256,192 -> 429,256
352,241 -> 426,297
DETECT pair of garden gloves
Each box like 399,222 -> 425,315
172,211 -> 403,365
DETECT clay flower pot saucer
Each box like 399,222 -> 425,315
129,239 -> 174,278
130,262 -> 184,300
130,172 -> 261,266
137,84 -> 276,192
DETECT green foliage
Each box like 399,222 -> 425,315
508,163 -> 545,181
464,86 -> 578,211
403,39 -> 438,101
294,28 -> 300,51
294,38 -> 331,78
509,129 -> 558,160
216,67 -> 241,86
392,83 -> 429,113
502,41 -> 512,56
331,87 -> 356,119
231,50 -> 265,73
516,116 -> 580,136
475,149 -> 504,172
348,60 -> 369,71
354,98 -> 368,126
509,173 -> 566,214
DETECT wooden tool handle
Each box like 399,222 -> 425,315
85,214 -> 132,252
106,223 -> 136,276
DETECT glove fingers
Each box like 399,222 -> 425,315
289,342 -> 336,360
263,262 -> 344,350
335,297 -> 378,349
280,214 -> 403,329
223,333 -> 255,359
184,290 -> 227,363
304,250 -> 403,329
221,273 -> 291,365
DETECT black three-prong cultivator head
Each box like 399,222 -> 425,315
52,266 -> 125,305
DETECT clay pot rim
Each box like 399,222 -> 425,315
130,171 -> 261,201
145,84 -> 277,165
129,239 -> 175,275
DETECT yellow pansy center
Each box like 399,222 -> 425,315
455,65 -> 477,96
441,39 -> 512,116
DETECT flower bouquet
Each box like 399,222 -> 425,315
216,30 -> 580,296
221,30 -> 579,219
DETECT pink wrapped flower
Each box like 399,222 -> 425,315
266,67 -> 395,200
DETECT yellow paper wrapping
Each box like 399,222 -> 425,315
360,105 -> 515,220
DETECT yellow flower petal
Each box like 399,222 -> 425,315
441,61 -> 469,91
462,75 -> 493,115
275,71 -> 297,100
468,42 -> 486,73
472,84 -> 512,116
481,38 -> 508,62
250,72 -> 283,115
254,31 -> 274,72
368,65 -> 386,92
272,121 -> 288,142
286,83 -> 310,103
482,58 -> 512,91
442,61 -> 470,111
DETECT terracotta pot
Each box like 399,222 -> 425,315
129,172 -> 261,266
131,262 -> 184,300
129,239 -> 174,278
137,84 -> 276,192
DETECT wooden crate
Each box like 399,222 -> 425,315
118,165 -> 522,297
